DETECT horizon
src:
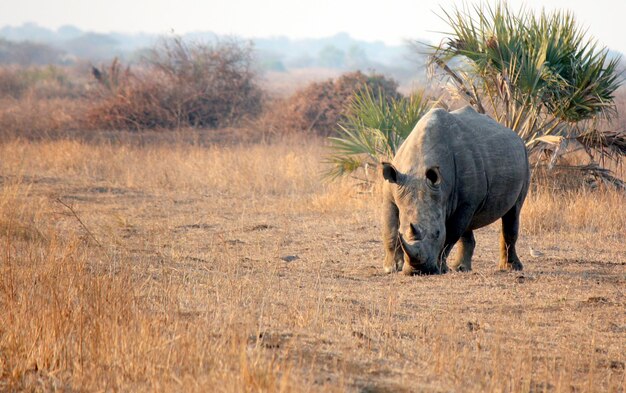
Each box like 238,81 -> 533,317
0,22 -> 415,47
0,0 -> 625,55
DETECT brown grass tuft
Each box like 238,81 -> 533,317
523,187 -> 626,236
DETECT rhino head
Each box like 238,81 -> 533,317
382,161 -> 450,275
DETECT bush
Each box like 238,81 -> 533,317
87,37 -> 264,130
270,71 -> 401,135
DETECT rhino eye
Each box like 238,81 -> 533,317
425,167 -> 441,187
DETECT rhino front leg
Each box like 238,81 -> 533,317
382,197 -> 403,273
499,205 -> 523,271
449,230 -> 475,272
441,204 -> 475,273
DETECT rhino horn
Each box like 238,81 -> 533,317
410,223 -> 423,241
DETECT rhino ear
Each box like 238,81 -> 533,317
381,162 -> 399,183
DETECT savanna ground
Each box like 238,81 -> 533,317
0,131 -> 624,392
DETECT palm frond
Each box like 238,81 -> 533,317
323,86 -> 436,179
425,2 -> 624,171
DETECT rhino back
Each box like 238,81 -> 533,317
449,106 -> 529,229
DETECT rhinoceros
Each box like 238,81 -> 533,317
381,106 -> 530,275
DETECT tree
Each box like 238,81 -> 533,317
426,3 -> 624,186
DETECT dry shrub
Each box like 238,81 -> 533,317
86,67 -> 175,130
0,97 -> 87,139
87,38 -> 264,130
262,71 -> 401,135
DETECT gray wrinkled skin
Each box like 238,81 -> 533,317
381,106 -> 530,275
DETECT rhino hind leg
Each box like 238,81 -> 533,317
449,230 -> 475,272
382,198 -> 404,273
499,205 -> 523,271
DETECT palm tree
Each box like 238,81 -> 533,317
426,2 -> 624,186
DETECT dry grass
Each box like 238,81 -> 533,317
0,97 -> 88,139
1,136 -> 625,392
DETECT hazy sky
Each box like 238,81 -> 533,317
0,0 -> 625,54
